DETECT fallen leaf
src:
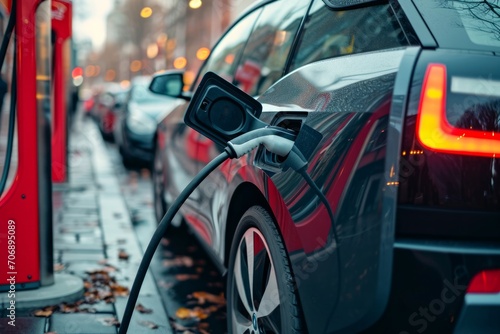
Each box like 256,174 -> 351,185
98,317 -> 120,327
158,280 -> 174,289
169,319 -> 192,331
34,307 -> 55,317
175,274 -> 199,281
135,303 -> 153,314
175,307 -> 191,319
111,283 -> 129,297
175,307 -> 209,320
54,263 -> 65,272
138,320 -> 159,329
118,249 -> 130,261
59,303 -> 81,313
191,291 -> 226,305
162,256 -> 194,268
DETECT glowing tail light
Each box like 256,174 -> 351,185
467,269 -> 500,294
416,64 -> 500,157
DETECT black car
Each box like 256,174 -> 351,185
114,75 -> 183,167
151,0 -> 500,333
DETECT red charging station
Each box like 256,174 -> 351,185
0,0 -> 54,290
51,0 -> 72,183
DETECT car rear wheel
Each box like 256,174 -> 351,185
227,206 -> 303,334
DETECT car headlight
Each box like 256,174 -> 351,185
126,111 -> 156,135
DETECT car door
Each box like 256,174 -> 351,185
193,0 -> 311,254
158,5 -> 265,246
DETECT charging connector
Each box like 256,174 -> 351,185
226,127 -> 296,159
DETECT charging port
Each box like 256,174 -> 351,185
256,113 -> 306,172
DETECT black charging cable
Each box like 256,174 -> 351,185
119,150 -> 229,333
284,145 -> 341,320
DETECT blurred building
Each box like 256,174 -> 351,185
85,0 -> 256,86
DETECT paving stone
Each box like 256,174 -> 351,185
49,313 -> 118,333
0,317 -> 46,334
65,261 -> 113,278
62,252 -> 106,262
58,226 -> 101,235
54,242 -> 103,252
54,234 -> 102,245
78,301 -> 115,314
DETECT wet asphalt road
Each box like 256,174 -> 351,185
104,142 -> 228,334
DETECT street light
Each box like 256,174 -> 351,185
173,57 -> 187,69
147,43 -> 159,59
140,7 -> 153,18
189,0 -> 202,9
196,47 -> 210,61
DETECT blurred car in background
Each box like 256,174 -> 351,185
114,75 -> 183,168
93,84 -> 129,141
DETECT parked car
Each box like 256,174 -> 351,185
152,0 -> 500,333
114,75 -> 183,168
93,84 -> 129,141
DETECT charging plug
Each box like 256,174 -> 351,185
226,127 -> 296,159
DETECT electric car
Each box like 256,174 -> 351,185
152,0 -> 500,332
114,75 -> 182,168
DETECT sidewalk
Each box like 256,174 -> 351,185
0,113 -> 172,333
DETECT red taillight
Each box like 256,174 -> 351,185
416,63 -> 500,157
467,269 -> 500,293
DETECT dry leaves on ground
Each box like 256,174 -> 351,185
118,249 -> 130,261
34,306 -> 57,317
138,320 -> 159,329
175,274 -> 200,281
162,256 -> 194,268
175,305 -> 224,321
98,317 -> 120,327
54,263 -> 65,272
190,291 -> 226,305
135,303 -> 153,314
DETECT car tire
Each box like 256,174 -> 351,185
227,206 -> 304,334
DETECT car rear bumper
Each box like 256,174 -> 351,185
454,293 -> 500,334
368,240 -> 500,333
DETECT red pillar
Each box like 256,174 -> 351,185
0,0 -> 53,289
51,0 -> 72,183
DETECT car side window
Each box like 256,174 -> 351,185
194,8 -> 263,90
290,1 -> 408,71
234,0 -> 310,96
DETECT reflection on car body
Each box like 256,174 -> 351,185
114,75 -> 184,167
